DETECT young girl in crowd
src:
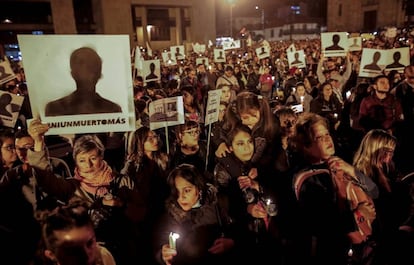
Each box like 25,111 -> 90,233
292,112 -> 378,265
153,164 -> 236,265
215,91 -> 279,176
38,200 -> 116,265
310,81 -> 343,132
119,126 -> 170,265
353,129 -> 414,265
170,120 -> 213,177
180,85 -> 204,125
214,123 -> 281,265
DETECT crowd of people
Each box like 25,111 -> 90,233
1,26 -> 414,265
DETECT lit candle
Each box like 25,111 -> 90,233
264,198 -> 278,216
266,198 -> 272,205
169,232 -> 180,249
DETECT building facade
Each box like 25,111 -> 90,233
327,0 -> 407,32
0,0 -> 216,51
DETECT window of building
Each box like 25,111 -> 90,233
147,9 -> 171,41
73,0 -> 95,33
291,5 -> 301,15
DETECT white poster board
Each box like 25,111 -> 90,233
149,96 -> 185,131
205,90 -> 222,125
162,52 -> 177,66
287,49 -> 306,69
214,48 -> 226,63
384,47 -> 410,72
170,45 -> 185,60
321,32 -> 348,57
192,43 -> 206,54
196,57 -> 209,67
359,48 -> 386,77
222,40 -> 241,50
0,58 -> 16,85
256,46 -> 270,59
141,59 -> 161,84
18,34 -> 136,135
0,91 -> 24,128
348,37 -> 362,52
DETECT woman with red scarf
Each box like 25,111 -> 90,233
26,126 -> 133,265
61,134 -> 133,265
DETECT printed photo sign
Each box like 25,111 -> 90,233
205,90 -> 221,126
18,34 -> 136,135
149,96 -> 185,131
0,91 -> 24,128
321,32 -> 348,57
0,58 -> 17,85
214,48 -> 226,63
142,59 -> 161,83
287,49 -> 306,69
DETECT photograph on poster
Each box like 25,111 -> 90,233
170,45 -> 185,60
287,50 -> 306,69
17,34 -> 136,135
0,59 -> 17,85
0,91 -> 24,128
321,32 -> 348,57
348,37 -> 362,51
214,49 -> 226,62
196,57 -> 209,67
256,46 -> 270,59
162,52 -> 177,66
359,48 -> 386,77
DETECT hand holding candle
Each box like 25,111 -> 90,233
169,232 -> 180,250
264,198 -> 278,216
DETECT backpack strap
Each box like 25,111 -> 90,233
293,168 -> 331,200
331,169 -> 376,244
221,75 -> 234,86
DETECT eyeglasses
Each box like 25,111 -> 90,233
2,145 -> 16,152
183,129 -> 200,136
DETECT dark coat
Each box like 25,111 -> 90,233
153,184 -> 236,265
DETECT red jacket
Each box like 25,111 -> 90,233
359,92 -> 403,131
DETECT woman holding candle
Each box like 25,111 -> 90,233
153,164 -> 237,265
214,123 -> 282,265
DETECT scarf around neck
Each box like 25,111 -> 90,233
74,160 -> 114,197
